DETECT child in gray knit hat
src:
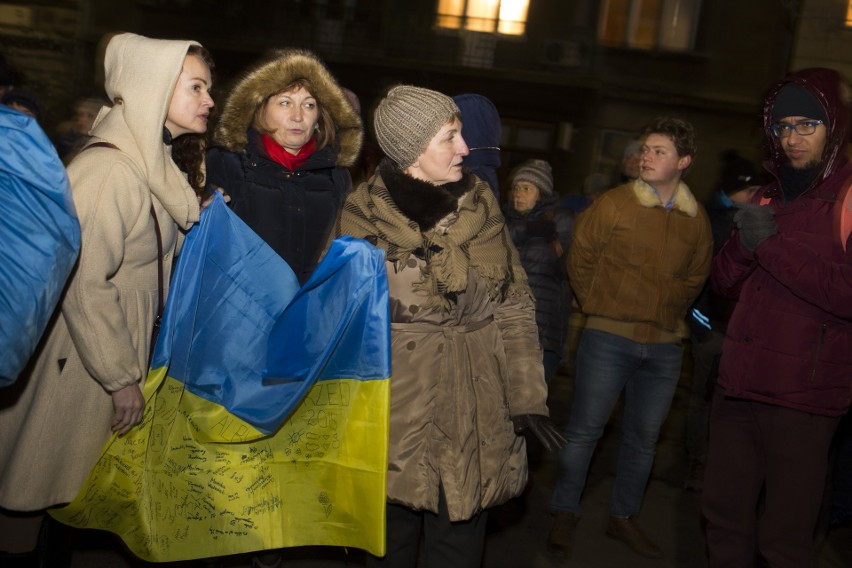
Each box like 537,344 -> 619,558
509,158 -> 554,214
503,157 -> 573,384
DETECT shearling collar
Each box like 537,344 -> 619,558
379,159 -> 474,232
632,178 -> 699,217
213,48 -> 362,167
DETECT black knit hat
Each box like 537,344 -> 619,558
772,83 -> 827,123
718,150 -> 757,195
0,53 -> 13,87
1,89 -> 43,123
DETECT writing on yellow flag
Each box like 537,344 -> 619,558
52,368 -> 389,562
50,201 -> 392,563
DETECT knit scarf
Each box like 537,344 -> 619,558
337,160 -> 529,310
261,134 -> 316,171
778,162 -> 820,202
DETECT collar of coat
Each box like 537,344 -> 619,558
632,178 -> 700,217
337,163 -> 530,311
379,159 -> 472,232
212,48 -> 363,167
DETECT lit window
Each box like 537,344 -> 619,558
599,0 -> 702,51
436,0 -> 529,36
847,0 -> 852,27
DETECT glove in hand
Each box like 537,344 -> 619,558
511,414 -> 567,452
733,202 -> 777,251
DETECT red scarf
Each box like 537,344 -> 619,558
261,134 -> 316,171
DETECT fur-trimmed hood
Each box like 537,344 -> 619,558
214,48 -> 363,167
632,178 -> 700,217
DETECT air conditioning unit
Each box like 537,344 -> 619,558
542,40 -> 581,67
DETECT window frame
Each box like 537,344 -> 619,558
598,0 -> 703,53
435,0 -> 529,37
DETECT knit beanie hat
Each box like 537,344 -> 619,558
2,89 -> 44,123
772,82 -> 827,123
622,139 -> 643,160
718,150 -> 757,195
374,85 -> 460,168
510,159 -> 554,197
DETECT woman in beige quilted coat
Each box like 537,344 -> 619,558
0,33 -> 214,563
335,85 -> 564,568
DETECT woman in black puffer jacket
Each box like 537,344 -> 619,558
206,49 -> 363,285
503,159 -> 573,383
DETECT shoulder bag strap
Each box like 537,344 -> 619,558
80,141 -> 164,363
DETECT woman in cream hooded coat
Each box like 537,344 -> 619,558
0,33 -> 213,561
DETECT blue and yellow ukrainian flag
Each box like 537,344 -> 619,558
50,195 -> 391,562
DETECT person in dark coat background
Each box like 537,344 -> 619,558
452,93 -> 501,197
206,48 -> 363,285
503,159 -> 573,383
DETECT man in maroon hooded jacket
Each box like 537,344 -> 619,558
702,68 -> 852,568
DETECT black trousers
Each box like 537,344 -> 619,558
366,488 -> 488,568
702,392 -> 840,568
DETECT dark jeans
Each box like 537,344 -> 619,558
702,392 -> 840,568
366,488 -> 488,568
549,329 -> 683,517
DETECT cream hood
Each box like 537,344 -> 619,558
90,32 -> 201,229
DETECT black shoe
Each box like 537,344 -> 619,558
547,511 -> 580,557
606,516 -> 663,559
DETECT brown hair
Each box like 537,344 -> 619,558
252,78 -> 337,150
641,117 -> 696,158
172,44 -> 215,194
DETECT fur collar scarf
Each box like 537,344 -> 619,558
632,178 -> 700,217
337,161 -> 530,310
379,160 -> 472,232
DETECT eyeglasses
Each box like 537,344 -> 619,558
770,119 -> 823,138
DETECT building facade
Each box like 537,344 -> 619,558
3,1 -> 848,199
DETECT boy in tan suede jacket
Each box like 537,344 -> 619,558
547,117 -> 712,560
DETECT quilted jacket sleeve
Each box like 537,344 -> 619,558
493,289 -> 550,418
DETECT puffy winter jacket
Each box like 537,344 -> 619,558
712,68 -> 852,416
503,197 -> 573,354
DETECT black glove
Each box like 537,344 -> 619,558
511,414 -> 567,452
733,202 -> 777,251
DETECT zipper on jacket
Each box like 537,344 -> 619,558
808,323 -> 827,383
